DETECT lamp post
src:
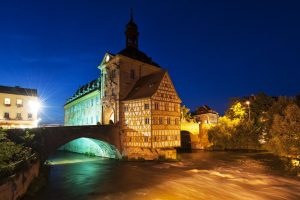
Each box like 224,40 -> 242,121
245,101 -> 251,121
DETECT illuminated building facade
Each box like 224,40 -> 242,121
64,78 -> 101,126
0,85 -> 39,129
193,105 -> 219,124
64,14 -> 181,159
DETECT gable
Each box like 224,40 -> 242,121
98,52 -> 115,68
152,72 -> 181,103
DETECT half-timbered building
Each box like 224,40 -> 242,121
64,14 -> 181,159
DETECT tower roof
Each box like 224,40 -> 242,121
119,10 -> 161,67
126,8 -> 138,29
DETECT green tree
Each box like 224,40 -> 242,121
266,103 -> 300,158
250,93 -> 274,122
0,132 -> 30,165
226,102 -> 246,120
181,105 -> 193,122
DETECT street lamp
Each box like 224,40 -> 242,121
245,101 -> 250,121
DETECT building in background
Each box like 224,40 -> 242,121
0,85 -> 40,129
64,78 -> 101,126
64,14 -> 181,159
191,105 -> 218,149
193,105 -> 219,124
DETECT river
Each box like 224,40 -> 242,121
32,151 -> 300,200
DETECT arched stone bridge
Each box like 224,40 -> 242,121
8,125 -> 121,160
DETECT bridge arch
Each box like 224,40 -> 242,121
33,125 -> 121,160
58,137 -> 121,159
178,130 -> 192,152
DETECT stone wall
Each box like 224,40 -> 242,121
123,147 -> 177,160
0,160 -> 40,200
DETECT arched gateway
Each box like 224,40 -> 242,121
8,125 -> 121,161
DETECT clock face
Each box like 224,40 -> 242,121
106,56 -> 110,62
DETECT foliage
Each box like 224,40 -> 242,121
208,116 -> 260,150
265,103 -> 300,158
181,105 -> 194,122
208,93 -> 300,159
0,130 -> 34,178
225,102 -> 246,120
250,93 -> 274,122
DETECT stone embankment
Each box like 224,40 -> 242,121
0,160 -> 40,200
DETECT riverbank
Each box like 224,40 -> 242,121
192,148 -> 300,176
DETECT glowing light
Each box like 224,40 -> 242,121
245,101 -> 250,105
292,159 -> 300,167
58,137 -> 121,159
45,158 -> 99,165
29,99 -> 42,112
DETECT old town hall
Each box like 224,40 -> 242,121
64,14 -> 181,159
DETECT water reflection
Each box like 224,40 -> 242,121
33,151 -> 300,200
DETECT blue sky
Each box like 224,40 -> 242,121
1,0 -> 300,124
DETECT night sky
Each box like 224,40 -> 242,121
1,0 -> 299,124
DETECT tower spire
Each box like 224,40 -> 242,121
125,9 -> 139,49
130,8 -> 133,22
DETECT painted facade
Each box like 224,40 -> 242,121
64,79 -> 101,126
64,15 -> 181,159
0,85 -> 39,129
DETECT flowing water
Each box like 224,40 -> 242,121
32,151 -> 300,200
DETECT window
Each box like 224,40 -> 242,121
4,112 -> 9,119
161,103 -> 165,110
159,117 -> 163,124
4,98 -> 10,106
144,137 -> 148,142
154,102 -> 159,110
175,118 -> 179,125
28,113 -> 33,119
16,99 -> 23,107
165,103 -> 169,111
111,69 -> 116,79
145,118 -> 150,124
144,103 -> 149,110
124,106 -> 128,112
130,69 -> 135,79
16,113 -> 22,120
167,117 -> 171,124
91,99 -> 94,107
